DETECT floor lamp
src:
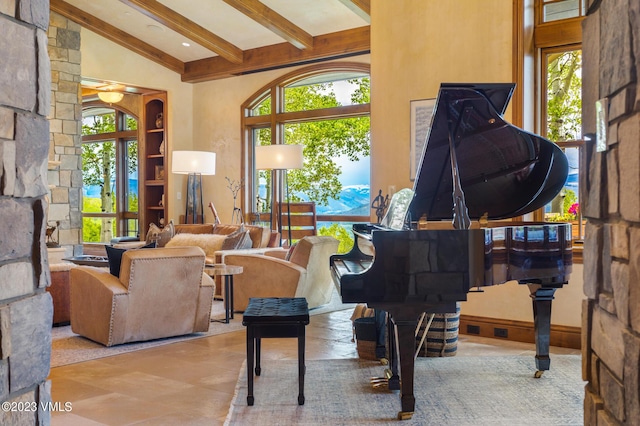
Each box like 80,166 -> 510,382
255,144 -> 303,246
172,150 -> 216,224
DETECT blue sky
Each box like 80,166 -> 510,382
334,154 -> 370,186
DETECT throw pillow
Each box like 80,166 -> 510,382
237,231 -> 253,249
105,241 -> 156,277
146,220 -> 174,247
222,228 -> 249,250
220,225 -> 254,250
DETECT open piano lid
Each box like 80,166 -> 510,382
409,83 -> 569,221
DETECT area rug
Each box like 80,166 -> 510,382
225,355 -> 584,425
51,287 -> 353,368
50,301 -> 244,368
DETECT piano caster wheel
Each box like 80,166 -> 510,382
397,411 -> 414,420
247,395 -> 254,406
298,395 -> 305,405
534,370 -> 544,378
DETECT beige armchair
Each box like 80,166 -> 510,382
70,246 -> 214,346
222,235 -> 339,311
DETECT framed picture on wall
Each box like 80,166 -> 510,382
410,98 -> 436,180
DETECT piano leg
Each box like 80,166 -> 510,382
394,318 -> 418,419
528,284 -> 558,378
383,307 -> 427,420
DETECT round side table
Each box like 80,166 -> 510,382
205,264 -> 243,323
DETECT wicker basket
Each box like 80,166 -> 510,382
416,303 -> 460,357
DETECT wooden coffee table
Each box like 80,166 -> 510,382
204,264 -> 243,323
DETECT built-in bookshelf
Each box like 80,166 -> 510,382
141,92 -> 168,233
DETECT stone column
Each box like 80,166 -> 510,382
47,12 -> 82,257
0,1 -> 55,425
582,0 -> 640,424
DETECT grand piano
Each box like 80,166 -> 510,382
330,83 -> 573,419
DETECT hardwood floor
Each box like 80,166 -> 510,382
48,308 -> 579,425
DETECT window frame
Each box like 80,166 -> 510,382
240,62 -> 371,229
81,101 -> 139,242
532,0 -> 585,253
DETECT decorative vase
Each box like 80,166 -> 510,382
159,140 -> 165,155
155,112 -> 163,129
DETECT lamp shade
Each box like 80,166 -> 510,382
255,144 -> 303,170
171,151 -> 216,175
97,91 -> 124,103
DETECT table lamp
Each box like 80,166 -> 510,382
172,150 -> 216,224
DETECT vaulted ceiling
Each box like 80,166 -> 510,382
50,0 -> 371,83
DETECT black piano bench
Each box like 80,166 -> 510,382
242,297 -> 310,406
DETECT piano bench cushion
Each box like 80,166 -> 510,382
242,297 -> 310,324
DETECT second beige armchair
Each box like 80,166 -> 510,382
222,235 -> 339,311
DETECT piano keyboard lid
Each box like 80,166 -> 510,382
409,83 -> 569,222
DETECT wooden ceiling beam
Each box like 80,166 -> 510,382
182,26 -> 370,83
50,0 -> 185,74
119,0 -> 244,63
336,0 -> 371,24
222,0 -> 313,50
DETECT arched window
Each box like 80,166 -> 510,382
81,103 -> 139,243
242,63 -> 370,251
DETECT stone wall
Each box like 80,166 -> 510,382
47,11 -> 82,257
0,1 -> 54,425
582,0 -> 640,424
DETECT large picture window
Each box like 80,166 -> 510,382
81,105 -> 139,243
242,63 -> 371,252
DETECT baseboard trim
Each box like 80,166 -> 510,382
459,315 -> 581,349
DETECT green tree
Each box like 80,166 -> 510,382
82,197 -> 102,242
547,50 -> 582,142
257,78 -> 370,207
318,223 -> 354,253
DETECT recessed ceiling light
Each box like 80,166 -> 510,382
182,42 -> 191,47
147,24 -> 163,32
